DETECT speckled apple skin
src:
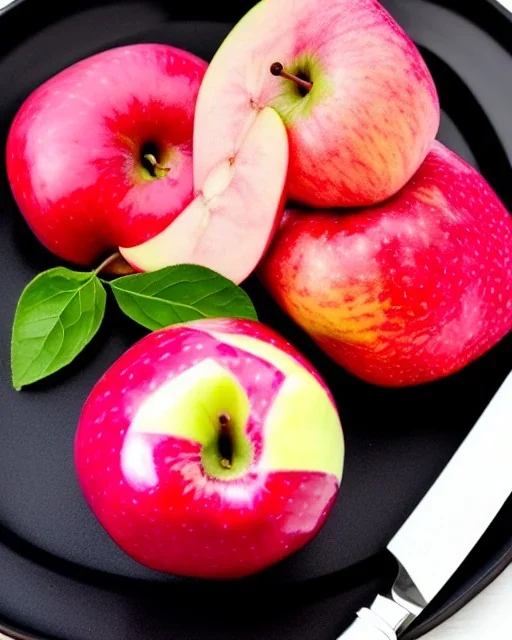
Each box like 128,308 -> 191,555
75,319 -> 343,579
259,142 -> 512,386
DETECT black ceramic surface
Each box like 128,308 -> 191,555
0,0 -> 510,638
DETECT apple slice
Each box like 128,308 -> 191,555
120,107 -> 289,284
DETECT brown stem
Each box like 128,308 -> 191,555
270,62 -> 313,93
218,413 -> 233,469
219,413 -> 230,427
144,153 -> 170,178
93,252 -> 122,276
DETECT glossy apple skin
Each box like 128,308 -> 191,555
194,0 -> 440,209
6,44 -> 207,266
259,142 -> 512,386
75,318 -> 343,579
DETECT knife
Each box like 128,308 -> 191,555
338,369 -> 512,639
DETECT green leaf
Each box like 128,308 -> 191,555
109,264 -> 258,331
11,267 -> 107,390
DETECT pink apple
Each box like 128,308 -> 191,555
74,318 -> 344,579
6,43 -> 207,268
193,0 -> 440,209
259,141 -> 512,387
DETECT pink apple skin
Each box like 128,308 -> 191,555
259,142 -> 512,387
194,0 -> 440,209
6,44 -> 207,266
74,318 -> 344,580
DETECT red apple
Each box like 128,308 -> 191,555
74,318 -> 344,579
193,0 -> 440,209
6,43 -> 207,267
259,141 -> 512,387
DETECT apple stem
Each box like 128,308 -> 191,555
143,153 -> 170,178
93,251 -> 122,276
270,62 -> 313,94
218,413 -> 233,470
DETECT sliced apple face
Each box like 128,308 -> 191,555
192,0 -> 291,191
120,107 -> 289,284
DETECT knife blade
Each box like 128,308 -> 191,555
338,369 -> 512,639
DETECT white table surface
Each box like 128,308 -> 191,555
0,0 -> 509,638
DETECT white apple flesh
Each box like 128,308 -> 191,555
121,107 -> 289,284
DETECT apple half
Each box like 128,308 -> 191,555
120,107 -> 289,284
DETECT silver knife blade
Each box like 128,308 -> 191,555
388,369 -> 512,605
339,369 -> 512,639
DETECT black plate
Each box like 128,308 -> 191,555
0,0 -> 510,638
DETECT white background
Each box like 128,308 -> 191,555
0,0 -> 509,638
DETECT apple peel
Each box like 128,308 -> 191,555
120,107 -> 289,284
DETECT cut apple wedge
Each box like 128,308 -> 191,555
120,107 -> 289,284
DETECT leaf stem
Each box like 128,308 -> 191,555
93,252 -> 121,276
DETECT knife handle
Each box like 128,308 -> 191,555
337,594 -> 412,639
338,613 -> 396,639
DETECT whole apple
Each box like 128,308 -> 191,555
193,0 -> 440,209
74,318 -> 344,579
6,43 -> 207,267
259,141 -> 512,387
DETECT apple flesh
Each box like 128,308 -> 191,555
193,0 -> 440,209
6,43 -> 207,266
259,141 -> 512,387
120,107 -> 289,284
74,318 -> 344,579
